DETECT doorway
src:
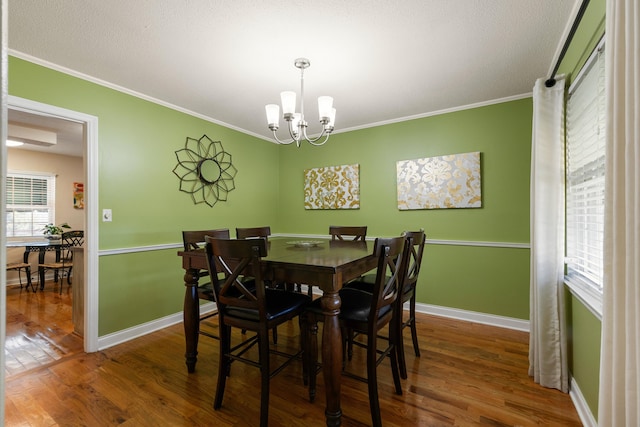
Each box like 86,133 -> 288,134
6,96 -> 98,353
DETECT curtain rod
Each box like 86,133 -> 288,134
545,0 -> 591,88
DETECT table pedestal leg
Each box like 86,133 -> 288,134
183,268 -> 200,373
321,290 -> 342,427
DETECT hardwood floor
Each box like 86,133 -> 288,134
5,283 -> 82,378
4,287 -> 582,426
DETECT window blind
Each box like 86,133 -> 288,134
565,44 -> 605,292
6,172 -> 56,237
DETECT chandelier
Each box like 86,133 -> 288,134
265,58 -> 336,147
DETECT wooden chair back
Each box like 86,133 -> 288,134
329,225 -> 367,241
368,236 -> 407,321
236,226 -> 271,240
205,237 -> 268,319
182,229 -> 231,289
182,229 -> 230,251
401,229 -> 426,295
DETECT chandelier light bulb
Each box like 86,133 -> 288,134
327,108 -> 337,128
280,91 -> 297,117
317,96 -> 333,123
265,104 -> 280,129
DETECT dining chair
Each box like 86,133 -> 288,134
204,236 -> 311,427
237,225 -> 306,306
312,225 -> 368,297
329,225 -> 367,241
302,236 -> 407,427
346,229 -> 426,379
236,226 -> 284,342
236,226 -> 271,240
6,260 -> 34,292
182,228 -> 231,340
38,230 -> 84,293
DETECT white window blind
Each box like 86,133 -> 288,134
6,172 -> 56,237
565,44 -> 605,293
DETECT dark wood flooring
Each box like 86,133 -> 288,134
4,285 -> 582,426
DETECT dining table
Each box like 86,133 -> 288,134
6,240 -> 68,290
178,236 -> 377,427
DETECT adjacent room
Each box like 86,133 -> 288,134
2,0 -> 639,426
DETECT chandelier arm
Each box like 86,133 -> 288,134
271,130 -> 296,145
288,120 -> 302,142
301,125 -> 329,145
299,65 -> 305,126
306,133 -> 331,146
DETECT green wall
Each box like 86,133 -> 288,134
567,291 -> 602,420
277,101 -> 531,241
277,99 -> 533,318
9,57 -> 280,335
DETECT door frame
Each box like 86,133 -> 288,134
8,95 -> 99,352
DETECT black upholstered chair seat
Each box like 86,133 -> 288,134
198,282 -> 215,298
306,288 -> 392,323
224,289 -> 310,322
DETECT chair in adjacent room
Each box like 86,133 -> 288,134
346,229 -> 426,379
38,230 -> 84,293
6,258 -> 34,292
329,225 -> 367,241
302,236 -> 407,427
182,228 -> 231,340
204,236 -> 311,427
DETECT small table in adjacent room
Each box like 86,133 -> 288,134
6,240 -> 68,290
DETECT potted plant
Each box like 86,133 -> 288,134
42,222 -> 71,241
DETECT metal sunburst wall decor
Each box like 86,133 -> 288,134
172,134 -> 237,207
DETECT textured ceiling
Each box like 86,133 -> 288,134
8,0 -> 579,145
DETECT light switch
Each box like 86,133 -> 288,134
103,209 -> 112,222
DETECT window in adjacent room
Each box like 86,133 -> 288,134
6,172 -> 56,237
565,39 -> 605,315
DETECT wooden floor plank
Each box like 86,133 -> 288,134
5,285 -> 582,426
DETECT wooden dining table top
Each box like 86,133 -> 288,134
178,237 -> 377,291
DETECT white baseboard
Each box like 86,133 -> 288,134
414,302 -> 530,332
97,302 -> 217,350
570,376 -> 598,427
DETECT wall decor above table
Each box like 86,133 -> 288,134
396,151 -> 481,210
173,134 -> 237,207
303,163 -> 360,210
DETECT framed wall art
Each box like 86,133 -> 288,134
304,164 -> 360,210
73,182 -> 84,209
396,151 -> 481,210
